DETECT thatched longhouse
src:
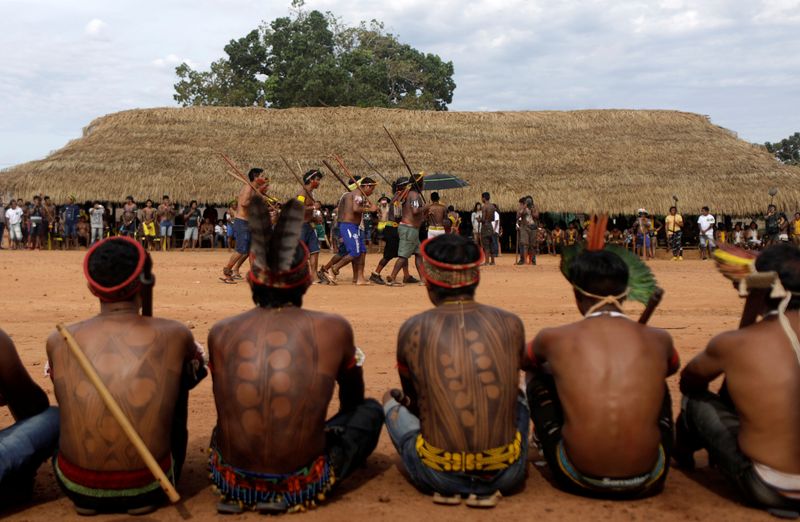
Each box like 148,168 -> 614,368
2,107 -> 798,214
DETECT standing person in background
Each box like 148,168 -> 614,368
0,198 -> 6,249
42,196 -> 56,249
778,213 -> 790,243
139,199 -> 157,251
424,192 -> 447,239
157,195 -> 175,251
5,200 -> 23,249
516,196 -> 538,265
480,193 -> 497,266
793,212 -> 800,246
181,200 -> 201,251
665,206 -> 684,261
471,203 -> 482,246
697,206 -> 716,260
29,196 -> 44,250
446,206 -> 461,235
89,202 -> 105,245
62,196 -> 80,250
122,196 -> 138,234
297,169 -> 324,282
764,204 -> 779,247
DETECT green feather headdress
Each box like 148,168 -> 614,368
560,215 -> 657,306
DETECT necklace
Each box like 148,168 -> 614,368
585,310 -> 629,319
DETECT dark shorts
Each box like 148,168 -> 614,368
339,223 -> 365,257
64,221 -> 77,238
0,406 -> 59,502
527,373 -> 672,499
301,222 -> 320,254
382,225 -> 400,261
677,391 -> 800,511
233,218 -> 250,255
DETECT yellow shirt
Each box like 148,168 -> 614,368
794,219 -> 800,236
665,214 -> 683,235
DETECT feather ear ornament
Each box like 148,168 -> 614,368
247,197 -> 311,289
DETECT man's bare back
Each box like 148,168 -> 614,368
532,316 -> 676,477
685,316 -> 800,473
426,203 -> 446,227
398,302 -> 524,452
46,313 -> 195,470
209,307 -> 355,473
236,184 -> 254,220
338,191 -> 364,225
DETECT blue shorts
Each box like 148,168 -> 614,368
160,220 -> 173,237
234,219 -> 250,254
339,222 -> 365,257
301,222 -> 320,254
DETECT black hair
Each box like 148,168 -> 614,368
190,200 -> 197,206
431,192 -> 440,202
126,196 -> 134,201
447,205 -> 455,212
482,192 -> 490,200
303,169 -> 322,184
361,176 -> 376,185
145,199 -> 153,204
424,234 -> 480,301
702,206 -> 709,211
248,168 -> 264,181
88,240 -> 141,290
569,250 -> 629,297
473,202 -> 481,212
519,197 -> 526,203
163,195 -> 170,199
669,206 -> 677,212
755,243 -> 800,310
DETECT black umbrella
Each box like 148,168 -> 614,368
421,172 -> 469,191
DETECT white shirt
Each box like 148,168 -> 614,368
5,207 -> 22,225
493,211 -> 500,234
697,214 -> 715,238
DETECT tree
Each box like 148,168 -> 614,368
173,4 -> 455,111
765,132 -> 800,166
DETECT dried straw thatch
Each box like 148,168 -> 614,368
2,107 -> 799,214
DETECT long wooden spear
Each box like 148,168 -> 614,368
218,153 -> 278,210
56,324 -> 180,503
382,126 -> 426,203
279,156 -> 313,200
357,154 -> 392,186
322,159 -> 373,206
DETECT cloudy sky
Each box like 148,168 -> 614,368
1,0 -> 798,167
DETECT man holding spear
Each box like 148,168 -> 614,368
220,167 -> 268,284
329,174 -> 378,285
46,237 -> 207,515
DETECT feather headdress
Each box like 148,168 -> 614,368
560,214 -> 657,307
712,244 -> 757,288
248,196 -> 311,289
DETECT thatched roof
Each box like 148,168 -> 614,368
3,107 -> 799,214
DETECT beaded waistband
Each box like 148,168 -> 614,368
416,431 -> 522,473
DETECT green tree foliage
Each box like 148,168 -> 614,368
173,5 -> 455,111
765,132 -> 800,166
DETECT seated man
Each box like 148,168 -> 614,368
0,329 -> 59,505
46,236 -> 206,515
208,198 -> 383,514
676,243 -> 800,514
384,234 -> 528,507
527,241 -> 678,499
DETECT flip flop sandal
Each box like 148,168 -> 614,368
74,506 -> 99,516
232,273 -> 243,280
465,491 -> 502,508
768,508 -> 800,520
317,269 -> 333,285
219,277 -> 237,284
432,492 -> 462,506
387,280 -> 405,287
216,501 -> 244,514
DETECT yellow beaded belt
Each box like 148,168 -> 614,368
415,431 -> 522,473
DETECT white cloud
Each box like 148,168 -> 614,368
152,54 -> 194,68
84,18 -> 109,39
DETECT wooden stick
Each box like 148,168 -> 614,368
638,287 -> 664,324
55,324 -> 180,503
332,154 -> 370,201
322,160 -> 372,206
279,156 -> 313,200
382,126 -> 426,203
222,165 -> 278,211
358,154 -> 392,186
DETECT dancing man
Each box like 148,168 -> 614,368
387,173 -> 426,286
297,169 -> 324,283
328,177 -> 378,285
370,178 -> 410,285
384,234 -> 528,507
221,168 -> 267,284
208,197 -> 383,514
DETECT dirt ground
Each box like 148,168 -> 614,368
0,248 -> 779,521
